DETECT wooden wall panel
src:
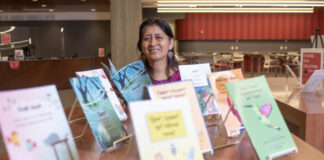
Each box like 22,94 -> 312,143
0,57 -> 109,90
176,10 -> 324,40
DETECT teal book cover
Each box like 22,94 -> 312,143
111,60 -> 152,102
70,77 -> 127,151
225,76 -> 297,160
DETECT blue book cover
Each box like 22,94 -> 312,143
110,60 -> 152,102
69,77 -> 127,151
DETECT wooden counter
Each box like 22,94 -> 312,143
267,77 -> 324,153
0,57 -> 109,90
1,107 -> 324,160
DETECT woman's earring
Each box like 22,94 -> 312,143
168,51 -> 173,59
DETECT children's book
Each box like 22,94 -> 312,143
302,70 -> 324,92
69,77 -> 127,151
108,60 -> 152,102
75,68 -> 127,121
0,85 -> 79,160
179,63 -> 220,115
147,81 -> 213,153
129,98 -> 204,160
225,76 -> 297,160
208,69 -> 244,137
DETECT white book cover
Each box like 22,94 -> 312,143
302,70 -> 324,92
147,81 -> 213,153
0,85 -> 79,160
179,63 -> 220,115
129,98 -> 203,160
76,68 -> 127,121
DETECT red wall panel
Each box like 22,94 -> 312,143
176,10 -> 324,40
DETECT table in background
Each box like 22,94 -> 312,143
267,77 -> 324,153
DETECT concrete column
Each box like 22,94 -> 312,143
110,0 -> 142,70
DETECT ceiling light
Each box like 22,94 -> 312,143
32,0 -> 38,2
158,1 -> 324,7
80,0 -> 87,2
91,9 -> 96,12
157,7 -> 314,13
41,4 -> 47,8
157,0 -> 320,13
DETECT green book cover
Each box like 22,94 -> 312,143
225,76 -> 297,160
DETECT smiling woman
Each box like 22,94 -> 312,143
137,18 -> 181,84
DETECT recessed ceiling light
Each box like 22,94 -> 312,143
49,9 -> 54,12
80,0 -> 86,2
91,9 -> 96,12
32,0 -> 38,2
41,4 -> 47,8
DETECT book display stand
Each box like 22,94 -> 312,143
202,93 -> 245,151
67,97 -> 133,152
67,98 -> 88,140
211,103 -> 245,151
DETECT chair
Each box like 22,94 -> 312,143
191,53 -> 216,71
287,52 -> 300,77
231,52 -> 244,71
213,53 -> 231,71
263,55 -> 282,76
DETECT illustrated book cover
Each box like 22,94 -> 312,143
69,77 -> 127,151
75,68 -> 127,121
225,76 -> 297,160
129,98 -> 204,160
0,85 -> 79,160
147,81 -> 213,153
208,69 -> 244,137
108,60 -> 152,102
179,63 -> 220,115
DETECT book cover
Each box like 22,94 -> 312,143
208,69 -> 244,137
0,85 -> 79,160
300,48 -> 324,86
75,68 -> 127,121
129,98 -> 203,160
225,76 -> 297,160
69,77 -> 127,151
109,60 -> 152,102
179,63 -> 220,115
147,81 -> 213,153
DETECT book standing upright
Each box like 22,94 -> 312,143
0,85 -> 80,160
147,81 -> 213,153
225,76 -> 297,160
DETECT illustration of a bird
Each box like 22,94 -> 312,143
245,104 -> 280,131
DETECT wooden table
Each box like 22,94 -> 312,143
1,107 -> 324,160
267,77 -> 324,153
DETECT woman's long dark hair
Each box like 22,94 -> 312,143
137,18 -> 179,80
